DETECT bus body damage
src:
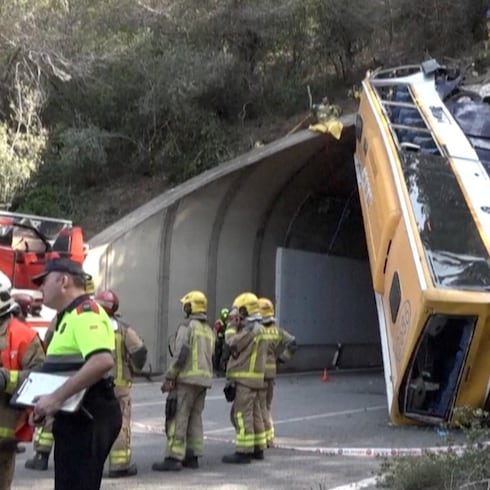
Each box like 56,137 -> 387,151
355,60 -> 490,425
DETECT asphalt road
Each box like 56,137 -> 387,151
12,371 -> 463,490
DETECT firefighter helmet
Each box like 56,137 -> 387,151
232,292 -> 260,318
85,276 -> 95,295
258,297 -> 275,318
180,290 -> 207,317
0,271 -> 13,316
95,289 -> 119,315
220,307 -> 229,322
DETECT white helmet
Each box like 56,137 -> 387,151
0,271 -> 14,317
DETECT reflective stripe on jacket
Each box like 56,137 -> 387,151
113,326 -> 129,387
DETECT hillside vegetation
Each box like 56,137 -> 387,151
0,0 -> 487,237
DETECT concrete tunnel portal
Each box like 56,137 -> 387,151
87,114 -> 382,373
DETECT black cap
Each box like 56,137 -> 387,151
32,258 -> 91,286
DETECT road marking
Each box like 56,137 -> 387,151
133,394 -> 223,407
204,405 -> 386,434
132,405 -> 385,436
328,477 -> 378,490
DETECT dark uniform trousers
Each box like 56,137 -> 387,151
0,446 -> 15,490
53,380 -> 122,490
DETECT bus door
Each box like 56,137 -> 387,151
401,313 -> 476,423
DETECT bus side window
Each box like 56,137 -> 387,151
372,210 -> 400,293
389,272 -> 401,323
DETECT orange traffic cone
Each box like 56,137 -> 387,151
321,368 -> 329,382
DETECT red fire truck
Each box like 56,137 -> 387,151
0,211 -> 86,339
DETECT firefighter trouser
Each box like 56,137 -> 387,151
109,386 -> 132,471
264,378 -> 275,444
52,380 -> 122,490
0,447 -> 15,490
165,383 -> 207,461
231,383 -> 266,454
33,417 -> 54,455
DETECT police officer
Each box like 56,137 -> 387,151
25,276 -> 97,471
0,271 -> 45,490
32,258 -> 122,490
258,297 -> 297,448
152,290 -> 215,471
95,289 -> 147,478
222,292 -> 268,464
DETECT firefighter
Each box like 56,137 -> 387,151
312,97 -> 342,123
25,278 -> 96,471
0,271 -> 45,490
24,314 -> 56,471
10,293 -> 36,455
222,292 -> 268,464
258,297 -> 297,448
95,289 -> 148,478
85,276 -> 96,297
213,307 -> 229,375
152,290 -> 215,472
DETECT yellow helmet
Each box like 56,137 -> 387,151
258,297 -> 274,318
180,290 -> 207,316
232,292 -> 260,318
85,276 -> 95,295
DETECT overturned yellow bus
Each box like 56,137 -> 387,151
355,60 -> 490,425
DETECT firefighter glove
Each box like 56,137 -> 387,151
223,381 -> 236,402
161,378 -> 174,394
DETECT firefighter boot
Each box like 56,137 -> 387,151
25,452 -> 49,471
152,457 -> 183,471
182,451 -> 199,469
253,447 -> 265,460
108,464 -> 138,478
222,452 -> 252,464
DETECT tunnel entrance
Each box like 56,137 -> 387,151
272,129 -> 382,371
88,122 -> 383,373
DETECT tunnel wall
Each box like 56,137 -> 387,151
276,248 -> 381,370
87,117 -> 381,372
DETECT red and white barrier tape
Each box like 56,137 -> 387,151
133,421 -> 489,458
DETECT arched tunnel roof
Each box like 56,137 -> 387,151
86,114 -> 375,370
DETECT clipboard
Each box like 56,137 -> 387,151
10,372 -> 86,413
